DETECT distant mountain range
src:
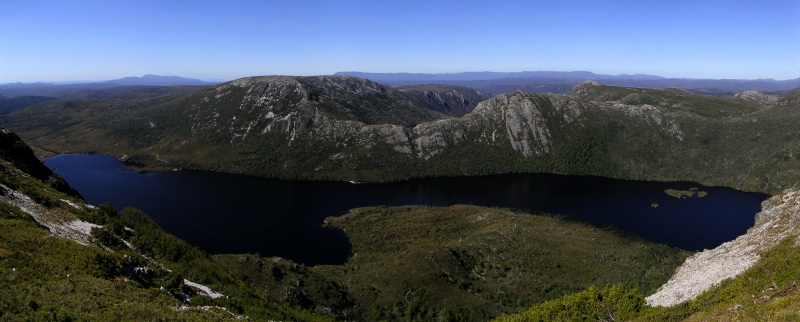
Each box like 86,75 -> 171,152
99,74 -> 216,86
0,75 -> 218,98
337,71 -> 668,82
6,72 -> 799,98
336,71 -> 800,95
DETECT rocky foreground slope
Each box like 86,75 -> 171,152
646,187 -> 800,307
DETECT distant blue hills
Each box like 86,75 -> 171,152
336,71 -> 800,95
0,75 -> 219,98
336,71 -> 667,82
100,74 -> 216,86
3,72 -> 798,98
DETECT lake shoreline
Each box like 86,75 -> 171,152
45,154 -> 770,265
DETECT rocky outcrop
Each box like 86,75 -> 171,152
567,80 -> 602,97
409,91 -> 589,159
0,182 -> 98,246
734,90 -> 779,106
472,93 -> 553,157
646,188 -> 800,307
185,78 -> 584,161
186,75 -> 449,146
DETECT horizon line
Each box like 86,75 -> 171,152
2,70 -> 800,85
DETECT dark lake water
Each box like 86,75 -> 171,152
45,154 -> 769,265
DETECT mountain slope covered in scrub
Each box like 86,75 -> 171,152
3,76 -> 799,193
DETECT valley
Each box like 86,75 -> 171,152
2,74 -> 800,320
5,0 -> 799,320
3,76 -> 799,194
43,153 -> 767,264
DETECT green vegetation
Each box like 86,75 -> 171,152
219,205 -> 686,321
1,216 -> 212,321
2,78 -> 799,193
0,95 -> 56,115
4,79 -> 800,320
499,236 -> 800,321
214,254 -> 358,320
494,284 -> 645,322
0,126 -> 692,320
0,143 -> 692,321
0,204 -> 331,321
665,188 -> 708,199
0,128 -> 329,321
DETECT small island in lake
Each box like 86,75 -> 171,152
665,187 -> 708,199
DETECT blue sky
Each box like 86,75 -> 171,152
1,0 -> 798,83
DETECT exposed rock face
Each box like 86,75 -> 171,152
0,182 -> 98,246
646,188 -> 800,307
734,90 -> 779,106
470,93 -> 552,157
186,79 -> 586,161
187,75 -> 448,140
410,91 -> 588,159
182,78 -> 586,162
568,80 -> 602,97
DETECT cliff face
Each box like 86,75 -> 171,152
410,92 -> 589,159
646,188 -> 800,307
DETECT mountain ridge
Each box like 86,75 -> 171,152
3,75 -> 800,194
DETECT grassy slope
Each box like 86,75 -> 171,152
217,205 -> 689,321
0,190 -> 329,321
496,236 -> 800,321
0,213 -> 238,321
